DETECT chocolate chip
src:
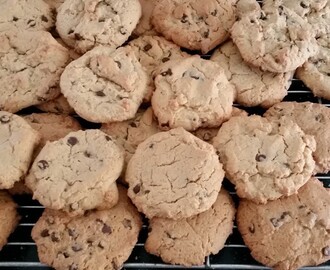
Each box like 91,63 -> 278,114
68,229 -> 75,237
250,19 -> 255,23
278,5 -> 284,15
260,12 -> 267,20
149,143 -> 154,149
68,29 -> 74,35
27,19 -> 36,26
41,15 -> 48,22
280,211 -> 290,219
102,224 -> 112,234
0,115 -> 10,124
51,232 -> 59,242
161,69 -> 172,76
133,184 -> 141,194
119,26 -> 126,35
300,2 -> 308,8
190,75 -> 200,80
37,160 -> 49,170
162,57 -> 170,63
255,154 -> 266,162
74,33 -> 83,40
298,205 -> 306,209
95,90 -> 106,97
13,16 -> 18,21
115,61 -> 121,68
322,246 -> 330,256
270,218 -> 279,227
84,151 -> 91,158
98,18 -> 105,22
105,135 -> 112,141
160,122 -> 169,128
211,10 -> 217,16
96,218 -> 103,223
98,242 -> 104,249
203,30 -> 209,38
87,239 -> 93,246
40,229 -> 50,237
181,14 -> 188,23
63,252 -> 69,258
67,137 -> 78,146
72,244 -> 82,252
315,114 -> 325,122
143,44 -> 152,51
122,218 -> 132,229
248,224 -> 255,233
129,122 -> 137,128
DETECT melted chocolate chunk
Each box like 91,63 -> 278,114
300,2 -> 308,8
40,229 -> 50,237
322,246 -> 330,256
105,135 -> 112,141
74,33 -> 83,40
37,160 -> 49,170
51,232 -> 59,242
149,143 -> 154,149
95,91 -> 106,97
102,224 -> 112,234
181,14 -> 188,23
68,29 -> 74,35
255,154 -> 266,162
161,69 -> 173,76
203,30 -> 209,38
143,44 -> 152,51
133,184 -> 141,194
129,122 -> 137,128
98,242 -> 104,249
162,57 -> 170,63
13,16 -> 18,21
211,10 -> 217,16
115,61 -> 121,68
122,218 -> 132,229
67,137 -> 78,146
41,15 -> 48,22
84,151 -> 91,158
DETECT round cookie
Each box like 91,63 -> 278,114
237,178 -> 330,270
24,113 -> 81,155
133,0 -> 159,36
231,6 -> 318,73
60,46 -> 148,123
127,35 -> 188,102
0,0 -> 55,32
213,115 -> 316,204
296,34 -> 330,101
0,191 -> 20,251
211,41 -> 293,108
56,0 -> 142,54
151,0 -> 237,53
264,101 -> 330,173
145,188 -> 235,266
0,111 -> 40,189
26,130 -> 124,216
0,30 -> 70,113
126,127 -> 225,219
36,94 -> 75,114
152,56 -> 235,131
101,108 -> 160,171
32,186 -> 142,270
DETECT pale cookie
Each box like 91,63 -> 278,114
145,188 -> 235,266
56,0 -> 141,53
151,0 -> 237,53
296,34 -> 330,101
264,102 -> 330,173
36,94 -> 75,114
307,2 -> 330,37
32,186 -> 142,270
0,30 -> 70,113
152,56 -> 235,131
126,127 -> 224,219
0,191 -> 20,251
127,35 -> 188,102
231,6 -> 318,73
0,111 -> 40,189
101,107 -> 160,171
133,0 -> 158,36
211,41 -> 293,108
24,113 -> 81,155
213,115 -> 316,204
61,46 -> 148,123
26,130 -> 124,216
0,0 -> 55,32
237,178 -> 330,270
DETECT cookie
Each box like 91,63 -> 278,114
36,94 -> 75,114
0,111 -> 40,189
24,113 -> 81,155
0,191 -> 20,251
0,0 -> 55,32
151,0 -> 237,53
213,115 -> 316,204
264,101 -> 330,173
145,188 -> 235,266
133,0 -> 158,36
32,186 -> 142,270
126,127 -> 224,219
0,30 -> 70,113
152,56 -> 235,131
231,5 -> 318,73
211,40 -> 293,108
307,2 -> 330,37
56,0 -> 141,54
60,46 -> 148,123
26,130 -> 124,215
127,35 -> 188,102
101,107 -> 160,171
296,34 -> 330,101
237,178 -> 330,270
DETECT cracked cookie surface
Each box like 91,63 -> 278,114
26,129 -> 124,216
211,41 -> 293,108
264,102 -> 330,173
152,56 -> 234,131
56,0 -> 141,53
0,191 -> 20,251
213,115 -> 316,204
151,0 -> 237,53
145,188 -> 235,266
128,35 -> 188,102
237,178 -> 330,270
32,186 -> 142,270
61,46 -> 148,123
0,0 -> 55,32
126,127 -> 224,219
231,6 -> 318,73
0,30 -> 70,113
0,111 -> 40,189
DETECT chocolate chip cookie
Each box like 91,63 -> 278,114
133,0 -> 158,36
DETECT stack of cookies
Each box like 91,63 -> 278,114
0,0 -> 329,269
